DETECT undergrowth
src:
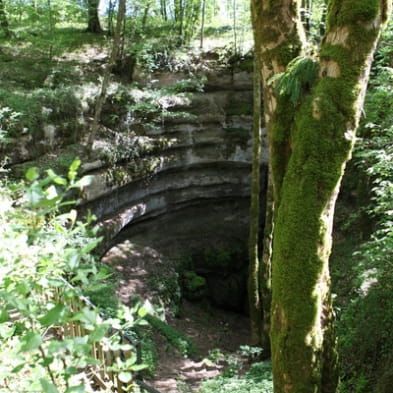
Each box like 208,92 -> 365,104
145,314 -> 197,357
197,361 -> 273,393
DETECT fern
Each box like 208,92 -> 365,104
269,56 -> 318,104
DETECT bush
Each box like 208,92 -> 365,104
0,162 -> 147,392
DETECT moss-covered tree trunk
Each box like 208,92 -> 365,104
86,0 -> 102,34
250,0 -> 305,357
252,0 -> 390,392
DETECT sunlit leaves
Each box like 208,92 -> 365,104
39,304 -> 66,326
20,332 -> 43,352
40,378 -> 59,393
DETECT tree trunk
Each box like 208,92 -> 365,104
174,0 -> 184,40
252,0 -> 390,392
160,0 -> 167,21
141,1 -> 152,32
108,0 -> 116,35
87,0 -> 126,151
0,0 -> 11,38
200,0 -> 206,49
232,0 -> 237,54
86,0 -> 102,34
248,54 -> 263,347
260,167 -> 273,357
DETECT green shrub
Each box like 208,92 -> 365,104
146,314 -> 197,357
337,23 -> 393,392
182,271 -> 208,301
0,162 -> 147,392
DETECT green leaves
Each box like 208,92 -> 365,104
39,304 -> 66,326
40,379 -> 59,393
20,332 -> 43,352
1,160 -> 149,392
269,56 -> 319,104
25,167 -> 40,181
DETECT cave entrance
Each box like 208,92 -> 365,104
179,246 -> 249,314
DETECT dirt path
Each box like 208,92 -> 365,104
102,240 -> 251,393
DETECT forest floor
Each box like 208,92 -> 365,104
148,301 -> 251,393
102,240 -> 252,393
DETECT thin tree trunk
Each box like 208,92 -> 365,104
260,167 -> 273,357
199,0 -> 206,49
141,1 -> 152,32
248,54 -> 263,347
0,0 -> 11,38
232,0 -> 237,54
174,0 -> 184,40
87,0 -> 126,151
160,0 -> 167,21
108,0 -> 115,35
251,0 -> 305,360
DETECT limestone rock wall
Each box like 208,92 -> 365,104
80,67 -> 268,256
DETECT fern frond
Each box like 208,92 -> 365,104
269,56 -> 318,104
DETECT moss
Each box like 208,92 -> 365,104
328,0 -> 380,26
264,36 -> 303,68
184,271 -> 206,289
182,271 -> 208,301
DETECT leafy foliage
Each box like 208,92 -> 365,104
269,56 -> 318,104
336,22 -> 393,393
0,162 -> 147,392
197,361 -> 273,393
145,314 -> 197,357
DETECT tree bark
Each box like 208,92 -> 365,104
86,0 -> 102,34
252,0 -> 391,392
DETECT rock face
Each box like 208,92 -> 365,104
82,66 -> 268,257
6,60 -> 269,310
89,65 -> 268,311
